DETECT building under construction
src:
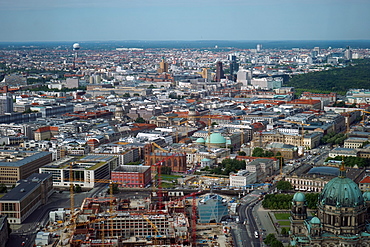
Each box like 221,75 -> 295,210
58,191 -> 192,247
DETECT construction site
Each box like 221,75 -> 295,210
39,187 -> 234,247
35,140 -> 237,247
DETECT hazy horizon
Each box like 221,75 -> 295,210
1,0 -> 370,42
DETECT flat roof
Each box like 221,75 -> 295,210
114,165 -> 151,173
0,173 -> 51,201
0,151 -> 51,167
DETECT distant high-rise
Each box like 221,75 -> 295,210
229,55 -> 239,82
215,61 -> 224,82
256,44 -> 262,52
158,58 -> 169,73
89,75 -> 101,84
201,68 -> 212,80
312,47 -> 320,58
344,46 -> 352,60
237,69 -> 252,86
0,93 -> 13,115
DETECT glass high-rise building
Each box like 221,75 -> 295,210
0,93 -> 13,115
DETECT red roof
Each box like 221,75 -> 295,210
360,176 -> 370,184
287,99 -> 321,105
35,126 -> 59,133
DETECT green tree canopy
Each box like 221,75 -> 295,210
74,184 -> 82,193
276,180 -> 293,191
286,59 -> 370,93
209,159 -> 246,175
135,117 -> 146,123
0,184 -> 7,193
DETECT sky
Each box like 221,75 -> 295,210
1,0 -> 370,42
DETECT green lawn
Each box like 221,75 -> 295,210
160,174 -> 181,181
278,221 -> 291,226
161,182 -> 175,189
274,213 -> 290,220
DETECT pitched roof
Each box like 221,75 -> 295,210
359,176 -> 370,184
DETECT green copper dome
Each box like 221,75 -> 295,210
363,191 -> 370,201
293,192 -> 306,202
205,133 -> 226,144
310,217 -> 321,224
319,177 -> 364,207
195,137 -> 205,143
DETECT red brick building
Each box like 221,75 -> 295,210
111,165 -> 151,188
144,144 -> 187,173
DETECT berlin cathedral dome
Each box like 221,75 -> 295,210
290,163 -> 370,247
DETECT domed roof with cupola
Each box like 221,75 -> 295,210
363,191 -> 370,201
319,163 -> 364,208
293,192 -> 306,202
205,133 -> 226,144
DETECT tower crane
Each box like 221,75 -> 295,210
165,191 -> 202,245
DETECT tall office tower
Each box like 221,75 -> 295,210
0,93 -> 13,115
202,68 -> 209,79
215,61 -> 224,82
89,75 -> 102,84
344,46 -> 352,60
229,55 -> 239,82
313,47 -> 320,54
237,69 -> 252,86
256,44 -> 262,52
158,58 -> 169,73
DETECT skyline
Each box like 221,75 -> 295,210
1,0 -> 370,42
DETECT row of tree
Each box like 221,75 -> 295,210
262,193 -> 319,210
321,132 -> 347,146
327,156 -> 370,168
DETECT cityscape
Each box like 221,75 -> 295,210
1,1 -> 370,247
0,40 -> 369,247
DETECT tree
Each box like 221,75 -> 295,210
281,228 -> 288,236
276,180 -> 293,191
0,183 -> 7,193
74,184 -> 82,193
238,151 -> 246,156
264,233 -> 284,247
135,117 -> 146,123
123,93 -> 131,98
111,183 -> 119,194
161,166 -> 172,175
264,233 -> 277,245
252,147 -> 265,157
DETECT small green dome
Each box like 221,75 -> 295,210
363,191 -> 370,201
205,133 -> 226,144
293,192 -> 306,202
319,177 -> 364,207
195,137 -> 205,143
310,217 -> 321,224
